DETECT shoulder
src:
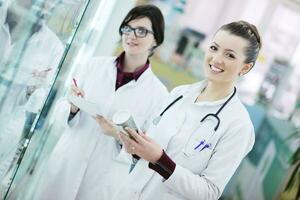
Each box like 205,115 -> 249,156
146,69 -> 169,97
221,96 -> 255,143
89,56 -> 116,65
41,25 -> 64,49
230,96 -> 252,122
85,56 -> 117,72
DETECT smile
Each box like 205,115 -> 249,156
209,64 -> 224,73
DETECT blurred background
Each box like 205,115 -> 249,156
0,0 -> 299,199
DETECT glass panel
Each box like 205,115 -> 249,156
0,0 -> 90,198
0,0 -> 134,199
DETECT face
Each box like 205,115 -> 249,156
121,17 -> 156,57
203,30 -> 253,84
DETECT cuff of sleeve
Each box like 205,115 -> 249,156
68,112 -> 77,121
69,108 -> 80,119
148,150 -> 176,180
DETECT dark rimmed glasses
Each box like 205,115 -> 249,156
121,25 -> 154,38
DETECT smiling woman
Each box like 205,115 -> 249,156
116,21 -> 263,200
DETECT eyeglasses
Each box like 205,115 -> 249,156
121,25 -> 154,38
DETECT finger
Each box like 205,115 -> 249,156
120,131 -> 140,148
139,132 -> 151,142
120,132 -> 133,145
119,133 -> 135,153
71,85 -> 84,97
94,115 -> 104,120
124,127 -> 144,144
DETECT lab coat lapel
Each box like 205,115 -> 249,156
125,94 -> 189,193
128,83 -> 205,191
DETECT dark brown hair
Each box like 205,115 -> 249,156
219,20 -> 262,66
119,4 -> 165,57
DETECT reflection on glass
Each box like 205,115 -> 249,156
0,0 -> 82,198
0,0 -> 120,198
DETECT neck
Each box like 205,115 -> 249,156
123,53 -> 148,72
197,80 -> 235,102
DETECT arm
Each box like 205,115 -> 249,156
94,115 -> 120,140
120,123 -> 254,200
52,61 -> 93,128
162,122 -> 255,200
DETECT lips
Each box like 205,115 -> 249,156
126,41 -> 138,47
209,64 -> 224,73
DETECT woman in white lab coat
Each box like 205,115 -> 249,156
119,21 -> 262,200
35,5 -> 168,200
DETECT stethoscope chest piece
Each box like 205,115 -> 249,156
152,116 -> 161,126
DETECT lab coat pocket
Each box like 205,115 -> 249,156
113,188 -> 141,200
179,147 -> 214,173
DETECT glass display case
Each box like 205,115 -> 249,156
0,0 -> 134,199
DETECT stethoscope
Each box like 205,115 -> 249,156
152,87 -> 237,156
153,87 -> 237,131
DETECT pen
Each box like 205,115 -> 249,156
200,143 -> 211,151
72,78 -> 78,87
194,140 -> 205,150
72,78 -> 83,97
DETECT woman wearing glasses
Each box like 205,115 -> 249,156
35,5 -> 168,200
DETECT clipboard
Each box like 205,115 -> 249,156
68,95 -> 102,116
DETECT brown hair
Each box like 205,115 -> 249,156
219,20 -> 262,66
119,4 -> 165,57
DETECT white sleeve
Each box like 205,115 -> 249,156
141,84 -> 189,131
51,58 -> 102,128
140,86 -> 169,132
163,122 -> 255,200
52,98 -> 81,128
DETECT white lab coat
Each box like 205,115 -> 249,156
0,22 -> 64,188
112,81 -> 255,200
34,56 -> 168,200
0,22 -> 64,84
0,22 -> 64,114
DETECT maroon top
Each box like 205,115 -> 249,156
115,52 -> 150,90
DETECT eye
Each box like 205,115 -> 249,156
209,45 -> 217,51
122,25 -> 132,33
136,27 -> 147,35
225,52 -> 236,59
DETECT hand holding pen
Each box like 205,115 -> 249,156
71,78 -> 84,97
70,78 -> 85,113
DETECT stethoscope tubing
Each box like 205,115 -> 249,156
158,87 -> 237,131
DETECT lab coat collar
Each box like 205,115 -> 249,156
185,80 -> 236,106
109,57 -> 153,86
115,51 -> 150,81
26,22 -> 47,44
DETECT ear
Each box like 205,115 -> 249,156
239,62 -> 253,76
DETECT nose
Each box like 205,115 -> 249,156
211,53 -> 224,65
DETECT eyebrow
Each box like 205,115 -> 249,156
127,25 -> 148,29
212,42 -> 237,54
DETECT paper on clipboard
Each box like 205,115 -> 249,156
68,95 -> 102,116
